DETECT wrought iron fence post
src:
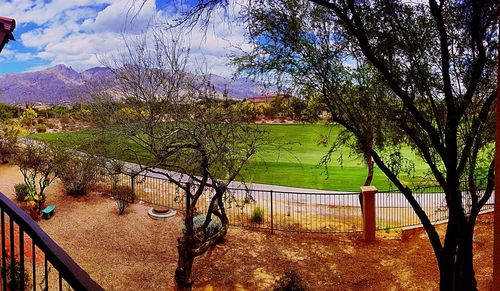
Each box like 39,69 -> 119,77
270,190 -> 274,234
185,184 -> 191,211
131,175 -> 135,192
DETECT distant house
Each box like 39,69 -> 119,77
15,102 -> 49,111
247,93 -> 292,105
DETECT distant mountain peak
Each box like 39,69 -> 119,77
0,65 -> 271,105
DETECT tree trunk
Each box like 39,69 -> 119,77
175,234 -> 195,291
359,153 -> 374,212
439,222 -> 477,291
363,153 -> 374,186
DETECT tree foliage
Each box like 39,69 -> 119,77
177,0 -> 498,289
0,103 -> 14,121
19,108 -> 37,134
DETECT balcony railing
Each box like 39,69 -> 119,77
0,192 -> 102,290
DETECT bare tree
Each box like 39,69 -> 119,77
89,31 -> 266,290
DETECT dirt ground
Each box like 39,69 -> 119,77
0,164 -> 494,290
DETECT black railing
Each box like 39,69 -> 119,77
0,192 -> 103,290
376,185 -> 495,230
97,171 -> 494,234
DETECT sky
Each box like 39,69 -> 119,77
0,0 -> 248,76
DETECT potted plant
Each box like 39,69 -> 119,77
27,201 -> 39,221
36,194 -> 46,211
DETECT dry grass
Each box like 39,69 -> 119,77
0,164 -> 494,290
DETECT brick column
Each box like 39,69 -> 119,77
360,186 -> 377,241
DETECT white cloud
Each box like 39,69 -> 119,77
178,3 -> 251,76
0,48 -> 37,62
2,0 -> 250,76
90,0 -> 156,33
0,0 -> 111,25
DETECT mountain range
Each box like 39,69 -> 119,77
0,64 -> 270,104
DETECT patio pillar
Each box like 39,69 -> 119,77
361,186 -> 377,241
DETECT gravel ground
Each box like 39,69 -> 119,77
0,164 -> 493,290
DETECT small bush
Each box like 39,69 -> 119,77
109,185 -> 135,202
58,154 -> 100,196
251,206 -> 265,223
109,185 -> 135,215
14,184 -> 30,201
183,214 -> 222,237
36,117 -> 47,125
35,124 -> 47,133
46,121 -> 57,129
273,270 -> 307,291
60,116 -> 74,125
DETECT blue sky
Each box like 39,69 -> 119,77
0,0 -> 247,76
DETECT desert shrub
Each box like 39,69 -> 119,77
116,196 -> 128,215
108,185 -> 135,215
45,120 -> 57,129
14,184 -> 30,201
251,206 -> 265,223
20,108 -> 37,128
60,116 -> 74,125
273,270 -> 307,291
58,154 -> 100,196
49,105 -> 69,118
108,185 -> 135,202
0,123 -> 19,163
0,103 -> 14,121
36,117 -> 47,125
35,124 -> 47,133
183,214 -> 222,237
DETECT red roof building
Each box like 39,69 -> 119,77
0,16 -> 15,53
247,93 -> 292,105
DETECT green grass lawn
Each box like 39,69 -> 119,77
31,124 -> 431,191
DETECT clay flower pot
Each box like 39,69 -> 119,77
29,208 -> 39,221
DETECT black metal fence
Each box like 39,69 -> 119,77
96,172 -> 363,233
96,171 -> 494,234
0,192 -> 103,290
377,185 -> 495,230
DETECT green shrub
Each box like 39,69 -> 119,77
273,270 -> 307,291
183,214 -> 222,237
0,103 -> 14,121
251,206 -> 265,223
14,184 -> 30,201
35,124 -> 47,133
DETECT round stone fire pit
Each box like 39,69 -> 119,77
148,207 -> 177,220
